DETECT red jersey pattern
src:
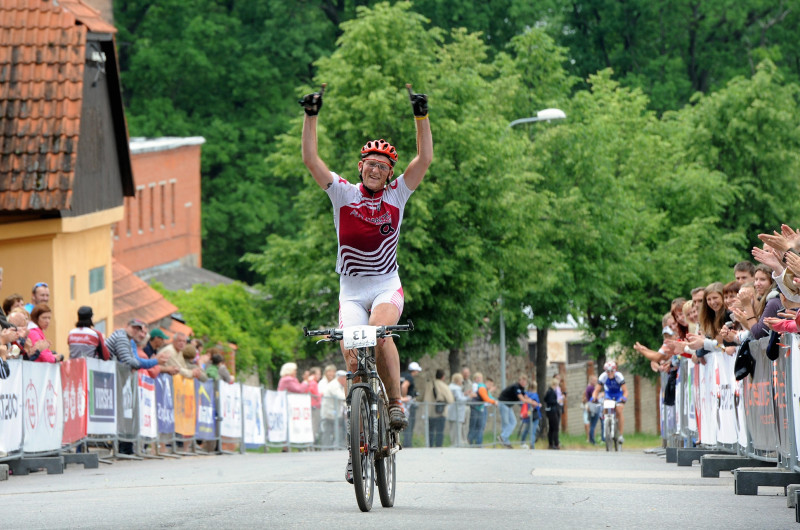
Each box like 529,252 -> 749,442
326,173 -> 413,276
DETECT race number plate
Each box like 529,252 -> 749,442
603,399 -> 617,411
343,325 -> 378,349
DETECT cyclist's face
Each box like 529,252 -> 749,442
359,155 -> 392,191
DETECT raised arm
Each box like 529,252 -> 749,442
300,85 -> 333,189
403,85 -> 433,191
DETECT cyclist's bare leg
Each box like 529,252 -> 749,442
617,403 -> 625,436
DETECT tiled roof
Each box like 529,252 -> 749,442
0,0 -> 115,211
113,258 -> 178,330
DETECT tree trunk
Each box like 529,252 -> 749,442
448,348 -> 461,379
536,327 -> 549,397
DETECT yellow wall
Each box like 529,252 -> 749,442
0,207 -> 123,356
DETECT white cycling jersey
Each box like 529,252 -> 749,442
326,172 -> 413,277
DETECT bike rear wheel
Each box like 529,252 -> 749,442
375,395 -> 396,507
350,388 -> 374,512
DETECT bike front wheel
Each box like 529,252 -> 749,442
604,417 -> 613,452
350,387 -> 375,512
375,395 -> 396,507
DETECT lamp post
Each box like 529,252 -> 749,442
498,108 -> 566,392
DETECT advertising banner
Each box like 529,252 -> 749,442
265,390 -> 287,443
60,358 -> 87,445
745,336 -> 779,452
686,359 -> 697,435
219,381 -> 242,439
138,371 -> 157,439
287,392 -> 313,444
775,345 -> 790,458
699,356 -> 718,445
195,379 -> 216,441
791,337 -> 800,456
242,385 -> 265,446
174,375 -> 196,437
86,358 -> 116,435
156,373 -> 175,434
0,359 -> 23,453
116,363 -> 138,438
22,361 -> 63,452
715,351 -> 738,444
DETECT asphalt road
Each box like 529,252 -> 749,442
0,448 -> 794,528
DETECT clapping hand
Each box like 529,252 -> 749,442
752,246 -> 784,272
759,230 -> 792,253
685,333 -> 706,350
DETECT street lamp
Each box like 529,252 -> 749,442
498,108 -> 566,391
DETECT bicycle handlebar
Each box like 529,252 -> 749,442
303,319 -> 414,339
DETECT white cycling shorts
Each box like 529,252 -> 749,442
338,272 -> 404,328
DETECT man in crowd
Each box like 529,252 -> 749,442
497,374 -> 537,449
400,361 -> 422,447
67,306 -> 110,360
163,332 -> 207,380
461,366 -> 473,443
106,319 -> 168,370
734,260 -> 756,284
24,281 -> 49,315
144,329 -> 168,358
321,369 -> 347,448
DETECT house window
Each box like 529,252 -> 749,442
125,196 -> 132,236
160,182 -> 166,228
94,319 -> 106,335
70,275 -> 75,300
567,342 -> 591,365
528,341 -> 538,364
170,180 -> 176,226
89,266 -> 105,294
149,184 -> 155,231
137,187 -> 144,234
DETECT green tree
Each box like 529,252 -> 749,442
527,70 -> 741,376
154,282 -> 299,380
247,4 -> 568,368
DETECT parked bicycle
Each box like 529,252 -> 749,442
304,320 -> 414,512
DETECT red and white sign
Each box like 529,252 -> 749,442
60,359 -> 87,445
22,362 -> 63,452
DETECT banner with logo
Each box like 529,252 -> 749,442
86,358 -> 116,435
242,385 -> 265,446
195,379 -> 215,441
287,392 -> 313,444
219,381 -> 242,439
265,389 -> 287,443
174,375 -> 196,437
775,345 -> 790,458
791,337 -> 800,456
60,359 -> 87,445
0,359 -> 23,453
22,361 -> 63,452
156,373 -> 175,434
715,351 -> 738,444
116,363 -> 138,438
745,336 -> 779,452
686,359 -> 697,435
698,357 -> 717,445
138,371 -> 157,439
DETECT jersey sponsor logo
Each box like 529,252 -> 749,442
348,208 -> 392,226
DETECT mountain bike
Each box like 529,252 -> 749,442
603,398 -> 621,452
304,320 -> 413,512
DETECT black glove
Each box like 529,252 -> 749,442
406,84 -> 427,117
298,91 -> 323,116
409,92 -> 428,117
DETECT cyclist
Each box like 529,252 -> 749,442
592,361 -> 628,444
299,85 -> 433,439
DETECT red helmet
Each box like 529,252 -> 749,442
360,139 -> 397,167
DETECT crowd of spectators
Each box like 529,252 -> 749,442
0,270 -> 236,387
631,224 -> 800,437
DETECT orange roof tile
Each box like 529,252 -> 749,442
113,259 -> 178,331
0,0 -> 116,212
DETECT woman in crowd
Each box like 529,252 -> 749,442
447,372 -> 470,447
206,348 -> 235,383
27,304 -> 62,362
421,369 -> 453,447
467,372 -> 495,445
2,294 -> 24,316
277,362 -> 310,393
